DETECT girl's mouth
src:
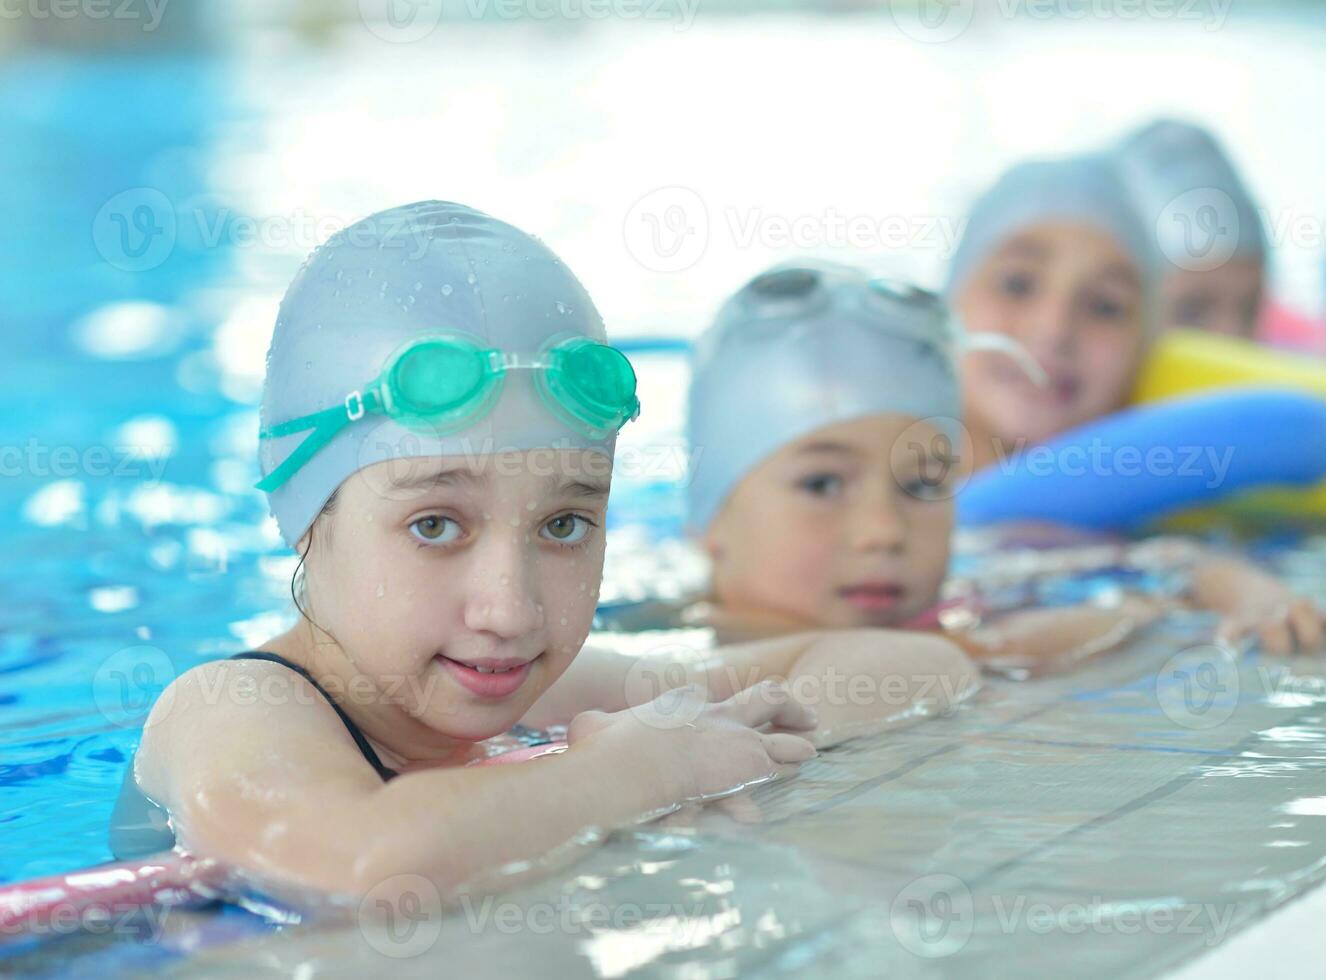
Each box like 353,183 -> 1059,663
838,582 -> 905,612
434,654 -> 537,699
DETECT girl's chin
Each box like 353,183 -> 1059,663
413,701 -> 531,742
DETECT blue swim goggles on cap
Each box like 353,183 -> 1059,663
256,333 -> 641,493
739,265 -> 1048,386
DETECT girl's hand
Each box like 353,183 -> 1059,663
1216,589 -> 1325,656
566,680 -> 818,804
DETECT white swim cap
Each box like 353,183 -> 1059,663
685,262 -> 1034,534
258,201 -> 635,548
1111,117 -> 1267,272
944,152 -> 1159,317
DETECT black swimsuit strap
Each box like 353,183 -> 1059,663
230,652 -> 399,781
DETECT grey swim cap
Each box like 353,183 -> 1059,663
944,152 -> 1159,308
685,262 -> 1034,534
1111,117 -> 1267,271
258,201 -> 618,549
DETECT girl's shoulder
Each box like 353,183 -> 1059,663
135,651 -> 360,802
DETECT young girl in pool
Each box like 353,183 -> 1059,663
1111,117 -> 1267,341
1111,116 -> 1325,352
666,261 -> 1324,667
944,152 -> 1159,472
110,202 -> 978,900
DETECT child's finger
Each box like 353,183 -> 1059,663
760,732 -> 817,764
713,793 -> 764,825
771,699 -> 818,732
566,709 -> 611,743
721,679 -> 797,730
1289,599 -> 1324,654
1260,617 -> 1293,657
1215,615 -> 1247,649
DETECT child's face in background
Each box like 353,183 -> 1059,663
1161,258 -> 1264,337
703,414 -> 955,630
956,222 -> 1149,448
299,450 -> 609,741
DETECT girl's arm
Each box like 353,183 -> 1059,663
1188,555 -> 1325,654
943,598 -> 1167,678
1127,537 -> 1324,654
136,659 -> 815,902
522,630 -> 980,748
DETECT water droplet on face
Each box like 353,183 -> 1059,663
578,582 -> 587,591
499,573 -> 511,586
367,268 -> 375,279
555,301 -> 570,315
510,516 -> 521,527
466,272 -> 477,286
304,360 -> 312,370
376,583 -> 385,598
526,501 -> 536,511
441,284 -> 453,296
414,282 -> 423,292
482,511 -> 491,521
560,617 -> 568,627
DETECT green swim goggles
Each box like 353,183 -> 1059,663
256,333 -> 641,493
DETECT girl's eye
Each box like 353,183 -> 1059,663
999,271 -> 1035,298
1173,294 -> 1210,327
900,475 -> 952,502
410,516 -> 462,545
1086,293 -> 1128,319
541,513 -> 593,545
797,473 -> 844,498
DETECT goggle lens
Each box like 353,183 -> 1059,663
391,340 -> 487,416
548,340 -> 639,429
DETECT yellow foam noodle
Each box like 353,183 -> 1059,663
1131,329 -> 1326,525
1133,328 -> 1326,404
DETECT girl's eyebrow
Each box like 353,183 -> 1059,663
795,441 -> 857,456
388,467 -> 485,493
1096,264 -> 1141,288
999,238 -> 1049,261
553,478 -> 610,501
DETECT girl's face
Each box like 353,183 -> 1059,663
300,449 -> 610,742
956,222 -> 1149,448
703,414 -> 955,630
1161,259 -> 1264,337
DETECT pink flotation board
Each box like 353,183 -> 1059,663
0,738 -> 569,940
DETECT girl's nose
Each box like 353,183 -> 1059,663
851,491 -> 906,553
1023,292 -> 1079,358
462,543 -> 545,640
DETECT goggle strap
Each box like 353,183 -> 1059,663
254,403 -> 354,493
